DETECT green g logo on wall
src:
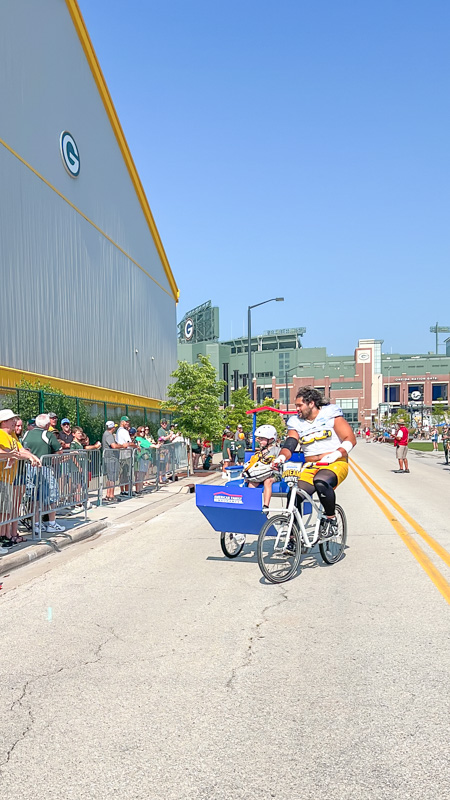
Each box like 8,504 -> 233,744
60,131 -> 80,177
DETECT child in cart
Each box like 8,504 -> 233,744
242,425 -> 280,513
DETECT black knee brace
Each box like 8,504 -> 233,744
313,478 -> 336,516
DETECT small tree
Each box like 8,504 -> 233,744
162,356 -> 226,442
254,397 -> 287,440
223,388 -> 255,434
432,401 -> 447,425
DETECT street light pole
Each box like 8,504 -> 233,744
247,297 -> 284,401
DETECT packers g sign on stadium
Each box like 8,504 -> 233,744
60,131 -> 80,177
184,318 -> 194,341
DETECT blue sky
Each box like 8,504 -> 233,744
80,0 -> 450,356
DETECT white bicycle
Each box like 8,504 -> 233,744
257,464 -> 347,583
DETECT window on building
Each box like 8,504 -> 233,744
257,387 -> 272,404
384,385 -> 400,402
432,384 -> 448,401
233,370 -> 239,391
278,388 -> 289,406
335,398 -> 358,409
278,353 -> 290,374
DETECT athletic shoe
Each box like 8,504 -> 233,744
1,539 -> 14,549
46,522 -> 65,533
404,469 -> 410,473
262,505 -> 269,515
34,524 -> 47,534
319,517 -> 339,541
393,469 -> 404,473
283,538 -> 296,557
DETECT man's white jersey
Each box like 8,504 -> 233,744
287,404 -> 344,457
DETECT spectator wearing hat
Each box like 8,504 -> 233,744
115,416 -> 137,495
0,409 -> 40,546
157,419 -> 172,443
22,413 -> 65,533
57,418 -> 73,450
26,419 -> 36,431
48,412 -> 58,432
102,422 -> 122,503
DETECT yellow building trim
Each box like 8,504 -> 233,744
0,366 -> 162,410
0,135 -> 172,299
65,0 -> 179,304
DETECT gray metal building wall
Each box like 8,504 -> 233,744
0,0 -> 177,399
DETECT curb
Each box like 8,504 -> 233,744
0,520 -> 108,577
0,471 -> 222,577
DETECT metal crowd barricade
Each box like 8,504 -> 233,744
133,446 -> 157,494
155,441 -> 189,485
86,448 -> 102,506
34,451 -> 89,540
0,458 -> 37,540
99,448 -> 134,505
172,441 -> 189,476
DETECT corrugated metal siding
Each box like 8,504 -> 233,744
0,147 -> 176,398
0,0 -> 177,399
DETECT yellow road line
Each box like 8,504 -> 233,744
349,462 -> 450,605
350,458 -> 450,570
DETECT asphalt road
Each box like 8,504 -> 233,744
1,443 -> 449,799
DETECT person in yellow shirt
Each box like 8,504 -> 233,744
0,409 -> 40,546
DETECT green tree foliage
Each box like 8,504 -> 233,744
162,356 -> 226,441
223,388 -> 255,434
431,401 -> 447,424
14,379 -> 104,444
254,397 -> 287,440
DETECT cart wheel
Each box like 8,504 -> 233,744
220,531 -> 246,558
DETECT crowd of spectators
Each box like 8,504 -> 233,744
0,411 -> 191,551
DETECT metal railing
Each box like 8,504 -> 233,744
34,451 -> 89,538
0,458 -> 37,541
99,449 -> 134,504
0,442 -> 191,547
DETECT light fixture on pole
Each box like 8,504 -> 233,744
247,297 -> 284,401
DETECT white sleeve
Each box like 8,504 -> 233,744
115,428 -> 128,445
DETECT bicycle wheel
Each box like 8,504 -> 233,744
220,531 -> 246,558
319,504 -> 347,564
257,514 -> 301,583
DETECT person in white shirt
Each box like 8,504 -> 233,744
115,416 -> 137,495
272,387 -> 356,541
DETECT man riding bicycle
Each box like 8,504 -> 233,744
272,386 -> 356,540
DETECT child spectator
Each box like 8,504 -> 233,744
221,431 -> 234,479
242,425 -> 280,512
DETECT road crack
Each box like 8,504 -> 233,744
226,590 -> 288,690
1,624 -> 123,771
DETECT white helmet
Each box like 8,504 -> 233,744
254,424 -> 277,441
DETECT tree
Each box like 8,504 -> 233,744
223,388 -> 255,433
162,356 -> 226,441
254,397 -> 286,439
14,379 -> 105,444
431,401 -> 447,425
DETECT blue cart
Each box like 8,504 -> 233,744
196,453 -> 311,558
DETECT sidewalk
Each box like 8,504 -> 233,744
0,465 -> 222,578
